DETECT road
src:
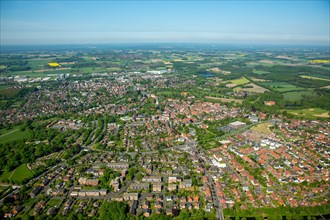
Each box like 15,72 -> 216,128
84,138 -> 196,159
187,139 -> 224,220
2,135 -> 224,218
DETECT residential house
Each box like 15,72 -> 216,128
130,183 -> 149,191
142,176 -> 162,183
152,183 -> 162,192
168,184 -> 177,191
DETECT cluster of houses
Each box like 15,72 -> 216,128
202,118 -> 329,209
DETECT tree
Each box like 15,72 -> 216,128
99,201 -> 128,220
136,173 -> 143,181
68,213 -> 78,220
22,215 -> 32,220
178,209 -> 190,220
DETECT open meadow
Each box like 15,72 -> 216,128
0,126 -> 31,144
250,122 -> 273,135
260,82 -> 304,92
283,90 -> 317,102
234,83 -> 269,93
0,164 -> 33,183
286,108 -> 329,119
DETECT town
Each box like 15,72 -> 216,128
0,46 -> 329,219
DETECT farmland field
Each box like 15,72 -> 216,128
234,83 -> 268,93
283,90 -> 317,102
250,77 -> 270,82
260,82 -> 304,92
300,75 -> 330,82
205,96 -> 243,103
228,77 -> 250,85
257,61 -> 275,67
286,108 -> 329,119
253,69 -> 270,75
28,59 -> 51,70
1,69 -> 70,77
246,62 -> 258,67
310,60 -> 330,63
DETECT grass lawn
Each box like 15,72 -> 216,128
47,198 -> 62,207
0,170 -> 11,181
283,90 -> 317,102
11,164 -> 33,181
286,108 -> 329,119
0,185 -> 9,192
0,164 -> 33,182
0,126 -> 31,144
82,186 -> 99,190
260,82 -> 304,92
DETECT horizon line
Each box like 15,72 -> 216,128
1,42 -> 329,47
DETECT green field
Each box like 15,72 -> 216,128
28,59 -> 50,70
0,126 -> 31,143
283,90 -> 317,102
322,66 -> 330,71
253,69 -> 270,75
0,185 -> 9,192
0,85 -> 10,90
257,63 -> 275,67
0,170 -> 11,181
246,62 -> 258,67
0,164 -> 33,182
261,82 -> 304,92
229,77 -> 250,85
234,83 -> 268,93
47,198 -> 62,207
250,122 -> 273,135
286,108 -> 329,119
300,75 -> 330,82
10,164 -> 33,181
0,69 -> 69,77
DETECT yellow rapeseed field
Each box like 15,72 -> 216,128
48,62 -> 60,67
310,60 -> 330,63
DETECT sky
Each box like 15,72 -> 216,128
1,0 -> 329,45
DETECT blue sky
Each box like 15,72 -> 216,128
1,0 -> 329,45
